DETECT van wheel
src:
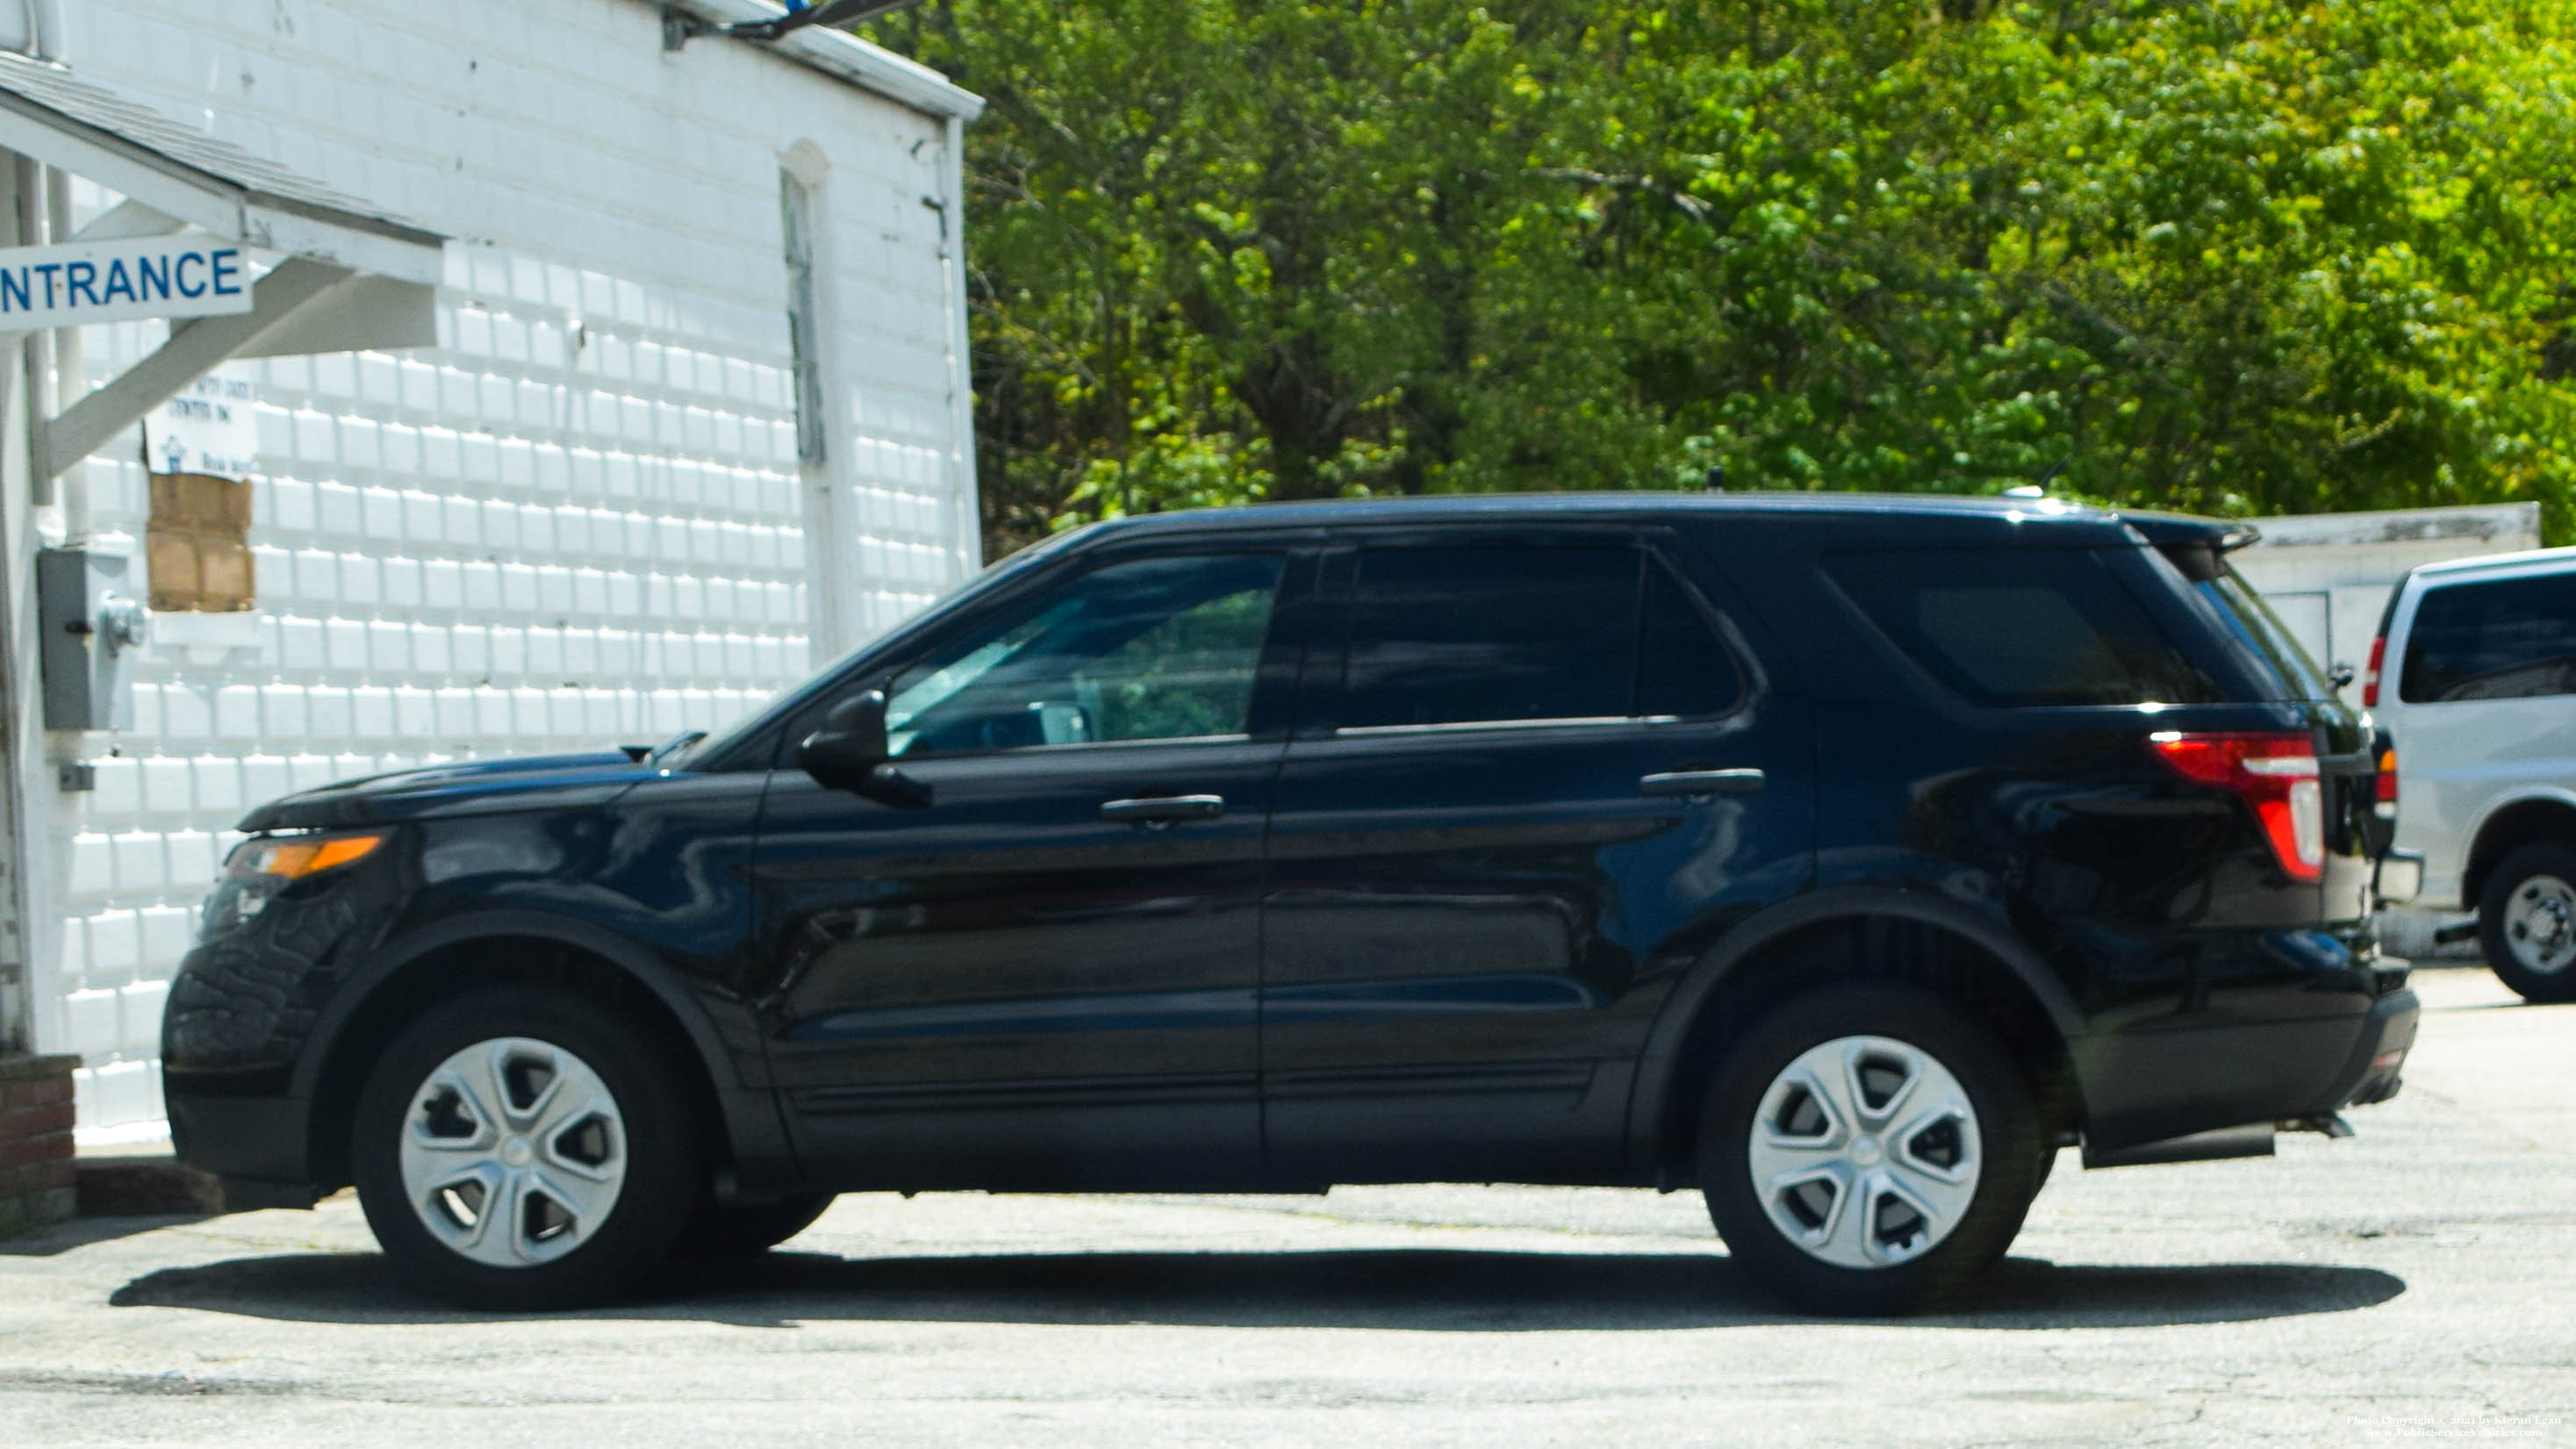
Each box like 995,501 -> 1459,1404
2480,843 -> 2576,1004
351,986 -> 703,1310
1698,981 -> 2041,1316
672,1192 -> 835,1259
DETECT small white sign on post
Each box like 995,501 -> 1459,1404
143,372 -> 259,480
0,234 -> 255,333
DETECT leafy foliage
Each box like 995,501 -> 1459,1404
865,0 -> 2576,556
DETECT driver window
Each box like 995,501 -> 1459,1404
883,552 -> 1285,757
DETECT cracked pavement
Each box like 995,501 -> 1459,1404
3,965 -> 2570,1446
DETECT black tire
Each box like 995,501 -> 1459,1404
1698,981 -> 2042,1316
351,986 -> 706,1310
2479,843 -> 2576,1004
671,1192 -> 835,1259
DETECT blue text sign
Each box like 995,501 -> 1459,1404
0,235 -> 254,332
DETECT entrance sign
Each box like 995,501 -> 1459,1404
0,234 -> 251,332
143,370 -> 259,480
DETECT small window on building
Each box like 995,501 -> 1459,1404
780,170 -> 828,466
146,472 -> 254,612
2400,571 -> 2576,703
1828,548 -> 2215,707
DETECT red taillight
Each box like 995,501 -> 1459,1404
2149,731 -> 2325,882
2361,635 -> 2386,707
2376,746 -> 2398,810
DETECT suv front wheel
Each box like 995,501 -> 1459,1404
351,986 -> 705,1309
1698,981 -> 2042,1315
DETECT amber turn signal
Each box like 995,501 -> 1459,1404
234,833 -> 385,880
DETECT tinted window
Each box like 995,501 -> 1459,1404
885,552 -> 1283,756
1639,562 -> 1744,717
1829,548 -> 2216,707
1343,546 -> 1639,728
2194,566 -> 2335,701
2400,572 -> 2576,703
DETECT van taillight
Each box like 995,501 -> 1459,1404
2361,636 -> 2386,707
2376,746 -> 2398,817
2148,731 -> 2325,882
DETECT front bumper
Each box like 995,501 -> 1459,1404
2377,850 -> 2425,907
165,1078 -> 316,1186
161,849 -> 402,1195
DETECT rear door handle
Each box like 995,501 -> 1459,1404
1640,769 -> 1766,799
1100,793 -> 1227,825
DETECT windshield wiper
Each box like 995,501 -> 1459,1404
621,729 -> 707,769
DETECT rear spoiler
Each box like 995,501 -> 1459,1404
2122,511 -> 2258,582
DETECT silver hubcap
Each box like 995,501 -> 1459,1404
2505,874 -> 2576,976
1747,1034 -> 1982,1270
398,1037 -> 627,1268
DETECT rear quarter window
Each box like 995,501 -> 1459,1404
2401,571 -> 2576,703
2191,566 -> 2336,702
1826,548 -> 2218,707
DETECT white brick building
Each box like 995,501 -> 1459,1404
0,0 -> 982,1137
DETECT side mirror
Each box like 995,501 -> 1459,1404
2329,663 -> 2357,691
797,691 -> 930,807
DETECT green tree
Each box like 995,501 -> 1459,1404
868,0 -> 2576,556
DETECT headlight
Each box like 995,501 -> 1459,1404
200,832 -> 386,939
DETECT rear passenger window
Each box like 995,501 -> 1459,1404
1639,562 -> 1744,717
1343,545 -> 1638,728
1339,544 -> 1747,728
1828,549 -> 2216,707
2400,572 -> 2576,703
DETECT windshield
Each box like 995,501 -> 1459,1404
2198,565 -> 2336,701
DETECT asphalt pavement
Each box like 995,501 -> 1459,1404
4,965 -> 2569,1447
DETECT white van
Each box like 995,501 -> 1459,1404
2368,546 -> 2576,1000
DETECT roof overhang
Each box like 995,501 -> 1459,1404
0,51 -> 450,481
661,0 -> 985,121
0,51 -> 444,283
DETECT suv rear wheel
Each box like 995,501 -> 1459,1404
1698,981 -> 2041,1315
351,986 -> 704,1309
2479,843 -> 2576,1004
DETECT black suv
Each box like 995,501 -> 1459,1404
166,494 -> 2419,1313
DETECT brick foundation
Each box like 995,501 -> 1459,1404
0,1054 -> 80,1238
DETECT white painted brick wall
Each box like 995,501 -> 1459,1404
39,0 -> 979,1131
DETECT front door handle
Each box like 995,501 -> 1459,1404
1100,793 -> 1227,825
1640,768 -> 1766,799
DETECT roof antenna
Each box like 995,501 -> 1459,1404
1704,464 -> 1726,493
2003,451 -> 2072,500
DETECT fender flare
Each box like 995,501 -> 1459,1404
2460,787 -> 2576,900
292,908 -> 795,1181
1623,885 -> 2089,1166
